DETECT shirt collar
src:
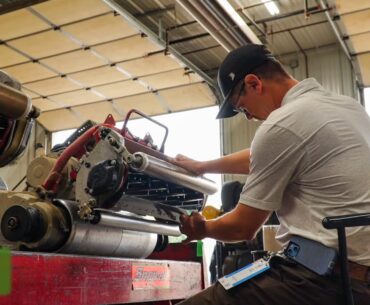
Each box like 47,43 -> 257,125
281,78 -> 323,106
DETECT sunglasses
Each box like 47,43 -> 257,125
230,81 -> 244,108
230,81 -> 252,118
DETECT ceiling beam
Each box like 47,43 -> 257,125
103,0 -> 216,88
0,0 -> 47,15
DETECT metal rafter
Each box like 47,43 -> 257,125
103,0 -> 216,88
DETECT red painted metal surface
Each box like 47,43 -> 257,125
149,243 -> 202,262
150,243 -> 206,291
0,251 -> 202,305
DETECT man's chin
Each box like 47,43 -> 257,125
247,114 -> 264,121
252,117 -> 263,122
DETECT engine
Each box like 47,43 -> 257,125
0,109 -> 217,258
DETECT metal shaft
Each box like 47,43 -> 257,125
130,152 -> 217,195
97,211 -> 182,236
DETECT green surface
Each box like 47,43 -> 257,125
0,247 -> 11,295
196,240 -> 203,257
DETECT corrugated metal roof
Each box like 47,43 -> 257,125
116,0 -> 340,73
114,0 -> 367,86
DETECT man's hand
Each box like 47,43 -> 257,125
179,212 -> 207,243
168,154 -> 204,176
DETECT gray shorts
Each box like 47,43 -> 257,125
177,262 -> 370,305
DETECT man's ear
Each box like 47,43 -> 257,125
244,74 -> 262,93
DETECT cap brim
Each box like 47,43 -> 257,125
216,91 -> 238,119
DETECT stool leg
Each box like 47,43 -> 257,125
337,228 -> 354,305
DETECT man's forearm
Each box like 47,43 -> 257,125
200,148 -> 251,175
203,203 -> 271,243
179,204 -> 271,243
205,218 -> 254,243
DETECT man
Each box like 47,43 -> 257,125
172,44 -> 370,305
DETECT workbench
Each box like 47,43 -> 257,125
0,244 -> 203,305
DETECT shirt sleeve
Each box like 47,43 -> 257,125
239,124 -> 306,211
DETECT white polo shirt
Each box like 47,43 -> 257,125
240,78 -> 370,266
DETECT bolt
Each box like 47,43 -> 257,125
109,159 -> 117,166
88,199 -> 97,207
85,162 -> 91,168
108,138 -> 117,146
7,217 -> 18,230
84,187 -> 91,194
77,204 -> 92,220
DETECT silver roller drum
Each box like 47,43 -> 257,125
55,200 -> 158,258
130,152 -> 218,195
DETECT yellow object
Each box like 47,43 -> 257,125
202,205 -> 222,220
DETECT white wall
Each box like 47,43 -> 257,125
222,45 -> 356,183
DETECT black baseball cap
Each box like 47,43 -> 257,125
216,44 -> 276,119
